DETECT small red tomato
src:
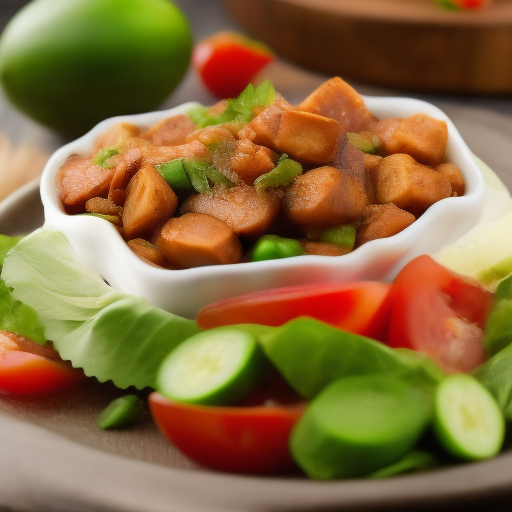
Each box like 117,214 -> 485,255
385,256 -> 494,374
193,31 -> 274,99
438,0 -> 492,9
0,331 -> 84,395
197,281 -> 392,342
149,393 -> 305,474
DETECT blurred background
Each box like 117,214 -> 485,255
1,0 -> 512,200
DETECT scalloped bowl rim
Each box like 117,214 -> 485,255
40,96 -> 485,318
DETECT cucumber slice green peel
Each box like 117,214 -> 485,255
433,374 -> 505,461
155,327 -> 265,406
290,375 -> 433,479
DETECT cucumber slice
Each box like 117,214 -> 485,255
290,375 -> 432,479
155,328 -> 264,406
433,374 -> 505,461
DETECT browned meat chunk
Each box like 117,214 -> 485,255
237,95 -> 292,151
275,110 -> 342,165
141,114 -> 196,146
186,124 -> 237,147
298,239 -> 352,257
127,238 -> 170,268
373,154 -> 452,215
355,204 -> 416,247
157,213 -> 242,268
284,166 -> 369,229
181,184 -> 281,237
298,77 -> 374,133
141,140 -> 212,166
435,163 -> 465,197
122,165 -> 178,239
369,114 -> 448,166
92,122 -> 140,154
226,139 -> 277,185
56,154 -> 115,210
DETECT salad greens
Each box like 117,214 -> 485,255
0,234 -> 45,343
1,230 -> 200,389
187,80 -> 276,129
251,318 -> 444,399
474,273 -> 512,420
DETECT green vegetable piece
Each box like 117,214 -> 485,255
0,233 -> 46,344
367,450 -> 440,479
156,159 -> 193,194
290,375 -> 432,479
251,235 -> 304,262
346,132 -> 380,154
187,80 -> 276,129
156,327 -> 265,406
253,156 -> 302,193
474,342 -> 512,421
319,225 -> 356,250
181,160 -> 234,195
433,374 -> 505,460
256,318 -> 444,399
92,146 -> 119,169
0,234 -> 23,266
2,230 -> 200,389
97,394 -> 144,429
482,273 -> 512,356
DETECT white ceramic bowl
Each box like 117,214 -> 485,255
41,97 -> 484,318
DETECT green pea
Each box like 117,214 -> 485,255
251,235 -> 304,262
319,225 -> 356,250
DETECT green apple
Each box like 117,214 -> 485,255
0,0 -> 192,137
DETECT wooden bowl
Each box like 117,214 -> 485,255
223,0 -> 512,94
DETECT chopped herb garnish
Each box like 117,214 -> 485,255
187,80 -> 276,129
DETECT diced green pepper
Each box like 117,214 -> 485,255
156,159 -> 194,194
97,394 -> 144,429
347,132 -> 380,154
181,160 -> 235,195
251,235 -> 304,262
254,155 -> 302,193
319,225 -> 356,251
92,146 -> 119,168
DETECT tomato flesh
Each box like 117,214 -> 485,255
386,256 -> 493,374
193,31 -> 274,99
197,281 -> 392,341
0,331 -> 84,394
149,391 -> 305,474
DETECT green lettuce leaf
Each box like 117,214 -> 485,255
474,342 -> 512,421
187,80 -> 276,129
1,230 -> 200,389
236,319 -> 444,399
0,233 -> 46,343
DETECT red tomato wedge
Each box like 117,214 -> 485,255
193,31 -> 274,99
0,331 -> 84,394
149,391 -> 305,474
386,256 -> 493,374
197,281 -> 392,341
